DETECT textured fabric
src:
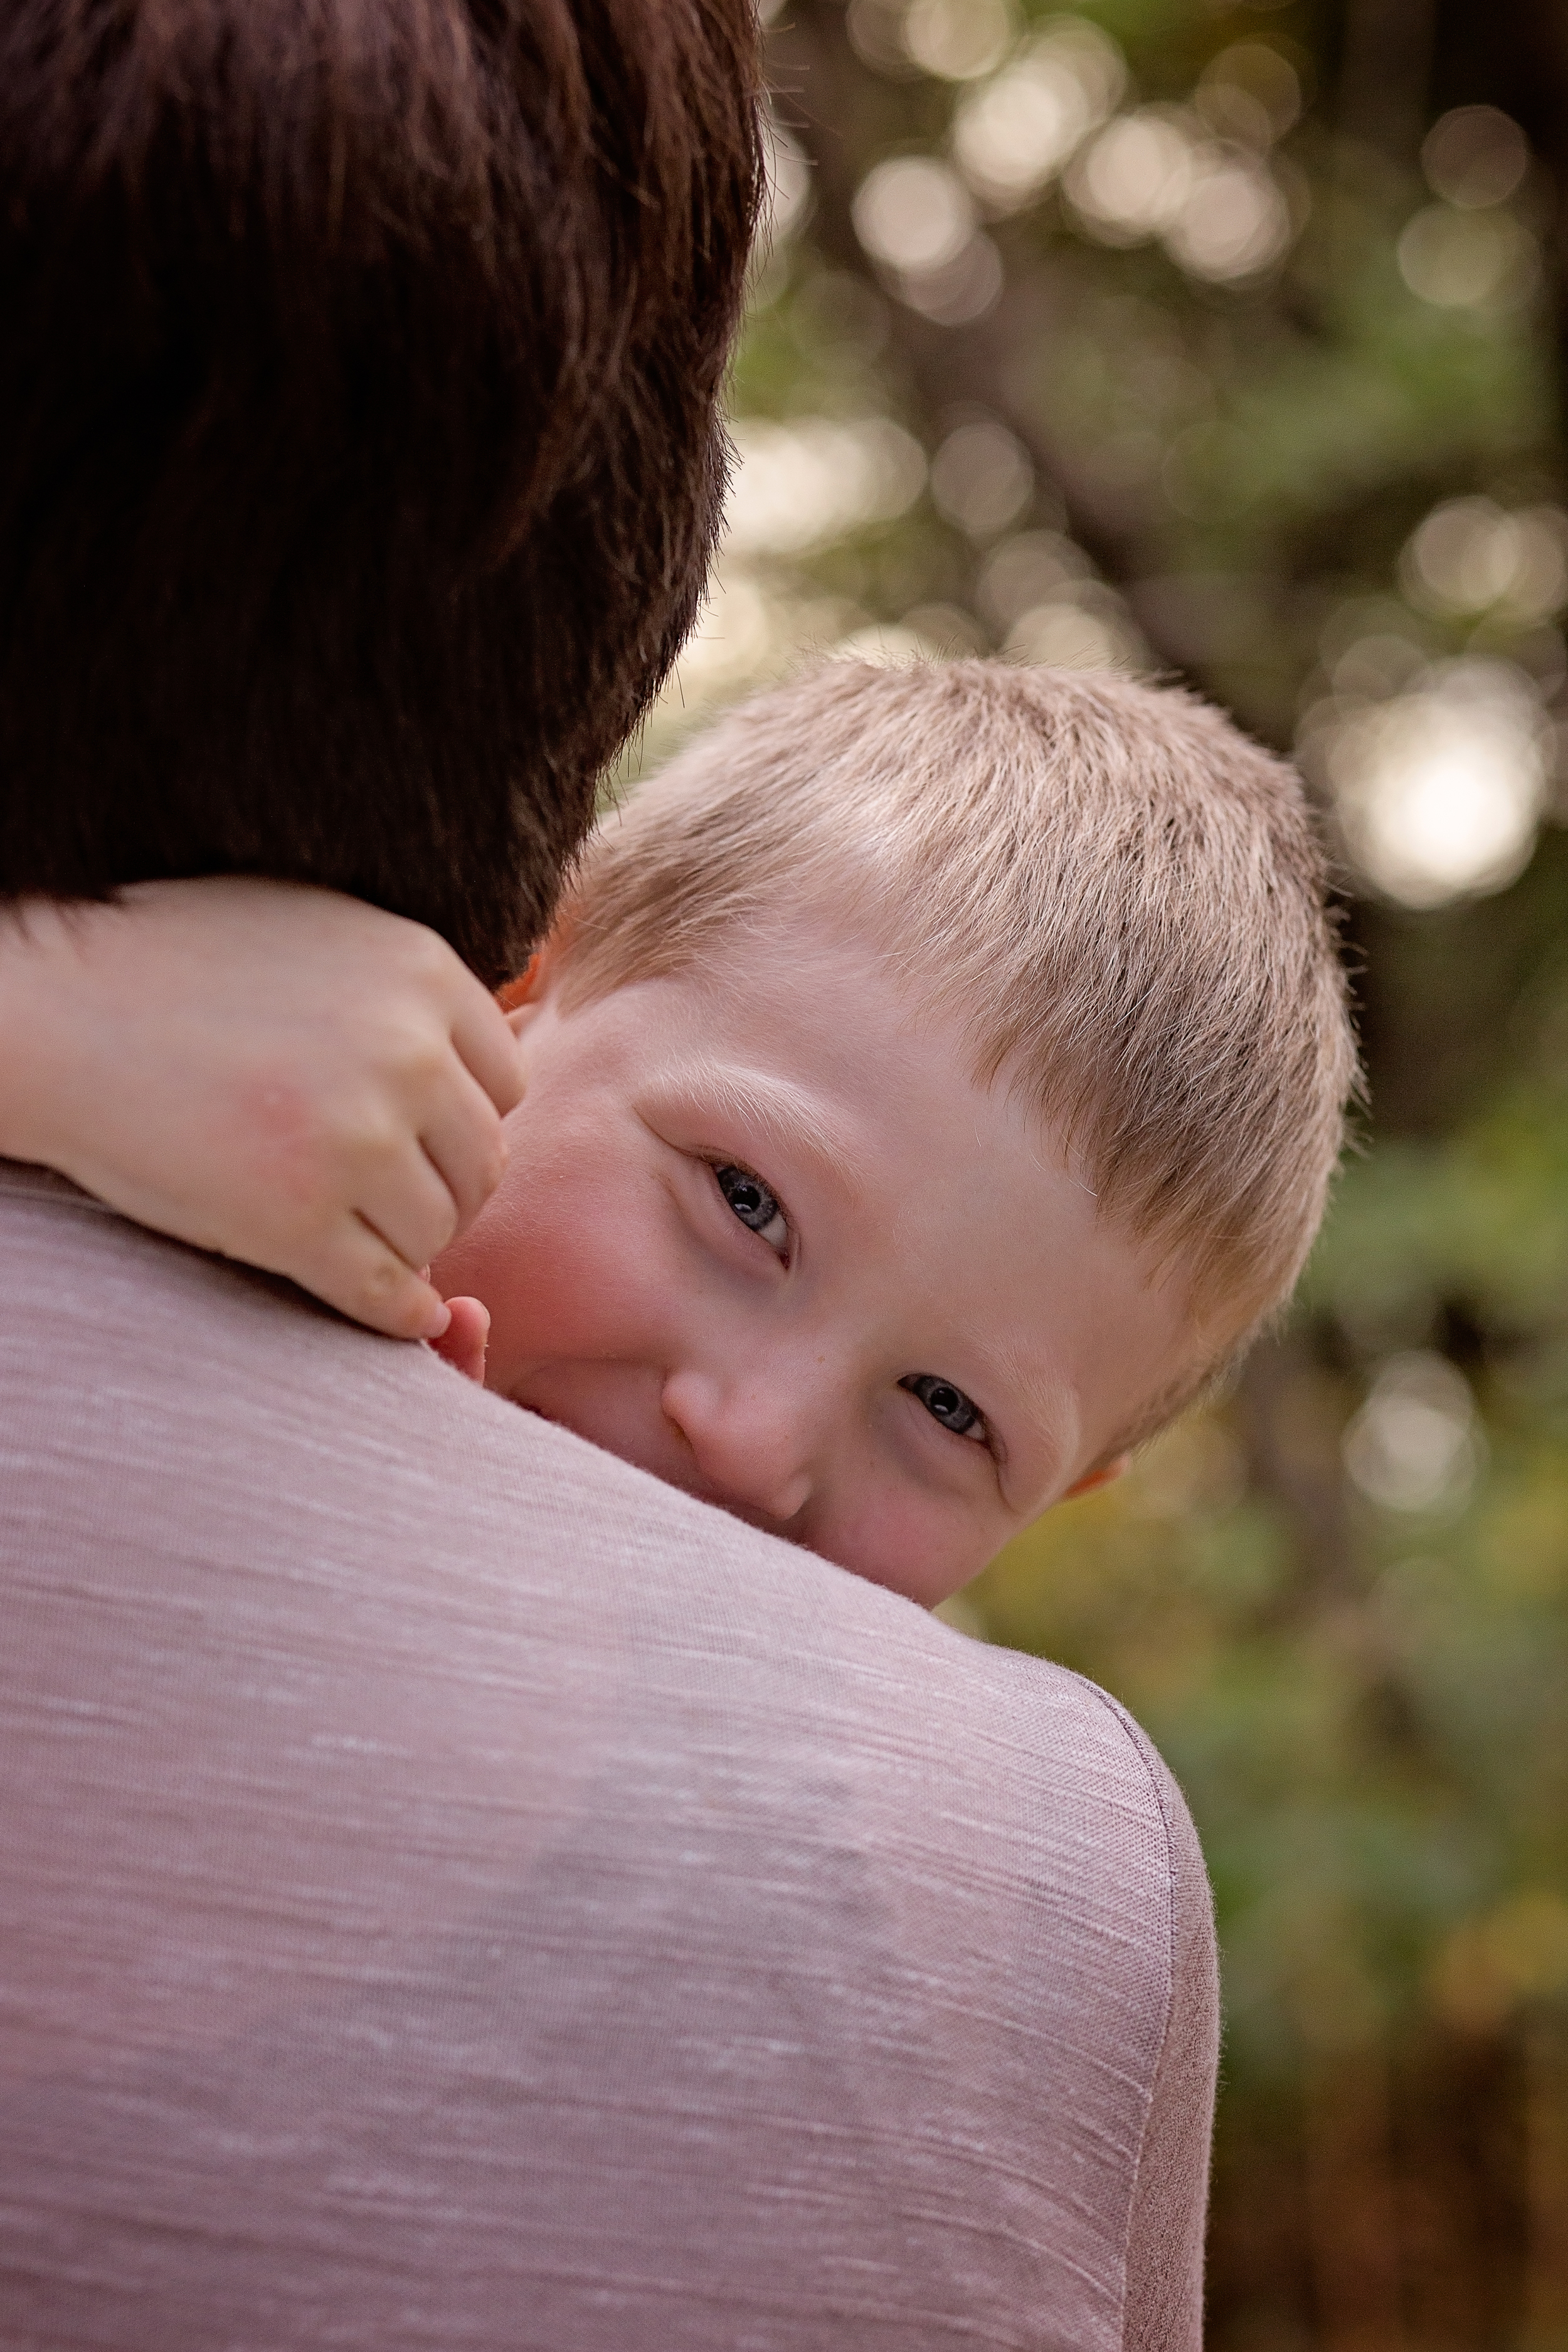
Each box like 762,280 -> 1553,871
1118,1714 -> 1221,2352
0,1162 -> 1218,2350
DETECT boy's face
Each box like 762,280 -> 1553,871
433,915 -> 1202,1608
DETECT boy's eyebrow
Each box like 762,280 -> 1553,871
637,1061 -> 867,1197
962,1333 -> 1082,1486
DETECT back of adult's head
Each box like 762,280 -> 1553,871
0,0 -> 761,985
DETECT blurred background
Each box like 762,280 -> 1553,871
626,0 -> 1568,2341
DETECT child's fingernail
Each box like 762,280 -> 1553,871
423,1300 -> 452,1339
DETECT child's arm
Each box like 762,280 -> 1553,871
0,879 -> 524,1340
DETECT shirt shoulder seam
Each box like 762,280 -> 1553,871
1071,1673 -> 1180,2352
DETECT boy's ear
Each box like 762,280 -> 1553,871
1062,1453 -> 1131,1502
496,947 -> 553,1037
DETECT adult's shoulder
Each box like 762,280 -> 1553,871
0,1162 -> 1216,2350
0,1154 -> 1199,1928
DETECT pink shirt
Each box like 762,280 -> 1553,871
0,1162 -> 1217,2348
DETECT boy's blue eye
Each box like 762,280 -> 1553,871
714,1164 -> 779,1229
713,1163 -> 788,1256
902,1373 -> 985,1441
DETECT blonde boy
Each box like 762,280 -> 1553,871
2,660 -> 1355,1604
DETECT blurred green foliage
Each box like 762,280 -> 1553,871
638,0 -> 1568,2337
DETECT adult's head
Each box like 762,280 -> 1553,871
0,0 -> 763,985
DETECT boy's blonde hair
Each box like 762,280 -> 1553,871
552,660 -> 1357,1395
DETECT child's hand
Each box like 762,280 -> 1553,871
0,879 -> 525,1340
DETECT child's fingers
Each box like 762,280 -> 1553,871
352,1138 -> 465,1275
290,1215 -> 452,1340
418,1062 -> 508,1232
449,981 -> 527,1117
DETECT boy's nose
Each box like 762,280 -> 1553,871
660,1367 -> 814,1526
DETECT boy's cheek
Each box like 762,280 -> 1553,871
443,1184 -> 676,1382
813,1485 -> 987,1609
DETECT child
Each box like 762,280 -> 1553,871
0,660 -> 1356,1606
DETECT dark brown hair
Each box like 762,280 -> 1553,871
0,0 -> 762,984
